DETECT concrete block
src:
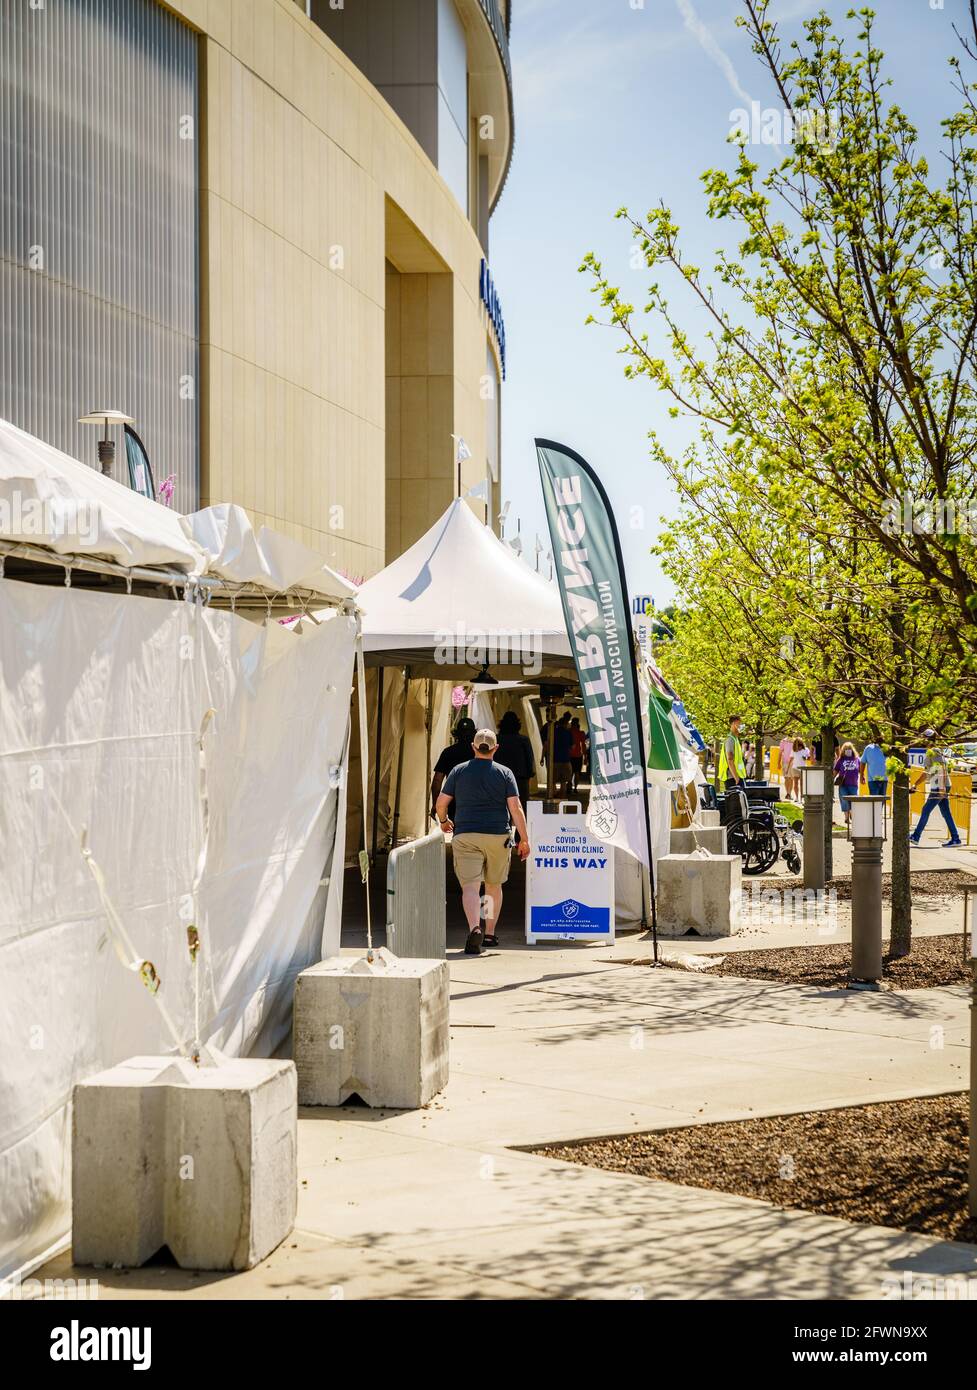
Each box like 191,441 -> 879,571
669,826 -> 727,856
698,809 -> 721,828
72,1053 -> 296,1271
656,853 -> 742,937
294,948 -> 449,1109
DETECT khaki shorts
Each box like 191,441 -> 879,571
451,832 -> 512,886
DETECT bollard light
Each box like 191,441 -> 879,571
801,764 -> 826,892
802,765 -> 825,797
850,795 -> 886,841
849,795 -> 887,989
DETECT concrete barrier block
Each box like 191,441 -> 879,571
669,826 -> 727,856
698,809 -> 721,828
656,853 -> 742,937
72,1053 -> 296,1271
294,948 -> 449,1109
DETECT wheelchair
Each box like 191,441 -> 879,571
704,783 -> 802,876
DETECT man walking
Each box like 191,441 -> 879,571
436,728 -> 531,955
910,730 -> 962,848
859,739 -> 889,797
718,715 -> 747,790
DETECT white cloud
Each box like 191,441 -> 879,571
674,0 -> 753,105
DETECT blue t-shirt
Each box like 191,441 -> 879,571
442,758 -> 519,835
860,744 -> 887,781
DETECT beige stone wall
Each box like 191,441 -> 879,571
164,0 -> 501,579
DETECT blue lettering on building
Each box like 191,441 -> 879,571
480,258 -> 506,380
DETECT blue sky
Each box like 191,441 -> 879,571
491,0 -> 967,607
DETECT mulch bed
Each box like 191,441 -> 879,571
680,932 -> 973,990
774,868 -> 973,903
533,1093 -> 977,1244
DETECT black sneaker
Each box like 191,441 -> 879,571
464,928 -> 484,955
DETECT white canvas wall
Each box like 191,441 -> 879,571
0,579 -> 356,1278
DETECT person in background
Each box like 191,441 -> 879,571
781,738 -> 795,800
430,717 -> 477,821
743,740 -> 756,779
910,730 -> 962,847
833,741 -> 861,828
719,715 -> 747,790
569,717 -> 587,791
778,731 -> 794,793
494,710 -> 536,809
436,728 -> 531,955
859,739 -> 889,797
552,711 -> 574,795
789,737 -> 809,800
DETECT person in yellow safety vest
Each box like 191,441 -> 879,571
718,715 -> 747,790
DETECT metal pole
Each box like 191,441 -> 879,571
803,791 -> 825,892
390,666 -> 411,846
850,834 -> 884,987
424,677 -> 434,826
370,666 -> 385,863
546,701 -> 556,801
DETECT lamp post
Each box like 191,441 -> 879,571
78,409 -> 134,478
849,794 -> 887,990
802,765 -> 826,893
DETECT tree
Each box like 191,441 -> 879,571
584,2 -> 977,951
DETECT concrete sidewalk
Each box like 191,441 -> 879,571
40,941 -> 976,1300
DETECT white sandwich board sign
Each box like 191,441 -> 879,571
525,801 -> 615,943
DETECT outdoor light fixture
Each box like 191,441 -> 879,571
801,763 -> 826,893
471,663 -> 498,685
849,795 -> 887,989
850,794 -> 886,841
801,765 -> 825,797
78,409 -> 134,477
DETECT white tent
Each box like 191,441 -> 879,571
0,417 -> 354,605
0,421 -> 359,1279
356,498 -> 574,678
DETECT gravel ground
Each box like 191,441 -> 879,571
534,1094 -> 977,1244
672,932 -> 974,988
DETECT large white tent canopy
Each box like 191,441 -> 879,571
355,499 -> 574,677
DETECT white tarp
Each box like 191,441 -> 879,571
0,416 -> 203,573
182,503 -> 355,603
0,578 -> 356,1278
356,499 -> 572,665
0,417 -> 354,604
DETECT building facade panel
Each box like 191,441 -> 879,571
2,0 -> 511,578
0,0 -> 198,504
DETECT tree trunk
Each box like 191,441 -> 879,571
821,722 -> 834,880
889,761 -> 912,957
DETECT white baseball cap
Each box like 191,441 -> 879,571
474,728 -> 497,752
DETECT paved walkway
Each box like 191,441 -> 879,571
41,938 -> 976,1300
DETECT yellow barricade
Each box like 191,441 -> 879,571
769,747 -> 781,781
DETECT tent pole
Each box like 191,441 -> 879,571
424,677 -> 434,827
391,665 -> 411,846
371,666 -> 384,863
